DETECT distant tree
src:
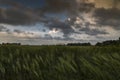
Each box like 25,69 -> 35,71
67,42 -> 91,46
1,43 -> 21,45
96,42 -> 101,46
96,37 -> 120,46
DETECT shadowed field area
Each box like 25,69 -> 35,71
0,45 -> 120,80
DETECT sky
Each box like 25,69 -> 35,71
0,0 -> 120,45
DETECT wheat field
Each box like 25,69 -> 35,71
0,45 -> 120,80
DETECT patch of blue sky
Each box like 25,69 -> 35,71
2,23 -> 49,36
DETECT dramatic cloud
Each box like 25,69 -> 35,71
0,0 -> 120,44
45,18 -> 75,37
94,8 -> 120,29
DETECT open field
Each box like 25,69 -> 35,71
0,45 -> 120,80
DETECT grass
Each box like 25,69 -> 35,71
0,45 -> 120,80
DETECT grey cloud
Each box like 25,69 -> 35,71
44,34 -> 53,39
14,29 -> 24,34
0,25 -> 6,31
0,0 -> 120,26
0,0 -> 45,25
0,8 -> 40,25
45,18 -> 75,37
72,17 -> 109,36
0,25 -> 10,32
54,37 -> 74,41
94,8 -> 120,29
14,29 -> 34,35
43,34 -> 74,41
77,22 -> 108,36
80,27 -> 108,35
0,0 -> 95,25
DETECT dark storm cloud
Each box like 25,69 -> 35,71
44,0 -> 77,13
80,27 -> 108,35
53,36 -> 74,41
74,21 -> 108,36
0,0 -> 45,25
0,0 -> 120,39
0,0 -> 95,25
0,8 -> 39,25
94,8 -> 120,20
0,0 -> 95,26
45,18 -> 75,37
94,8 -> 120,29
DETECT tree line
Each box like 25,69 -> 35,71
0,43 -> 21,45
67,37 -> 120,46
95,37 -> 120,46
0,37 -> 120,46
